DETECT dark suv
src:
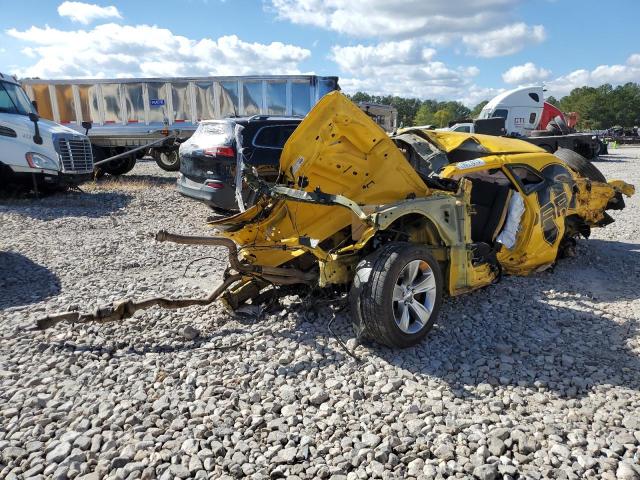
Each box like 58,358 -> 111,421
177,116 -> 301,211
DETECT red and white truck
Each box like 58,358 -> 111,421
447,86 -> 601,158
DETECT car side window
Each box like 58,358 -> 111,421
510,165 -> 546,194
252,125 -> 298,149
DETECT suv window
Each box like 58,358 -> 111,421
252,125 -> 298,149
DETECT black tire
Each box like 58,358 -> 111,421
93,146 -> 137,176
102,157 -> 137,176
553,147 -> 606,183
350,242 -> 443,348
153,149 -> 180,171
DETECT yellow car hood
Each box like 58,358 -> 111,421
210,91 -> 430,267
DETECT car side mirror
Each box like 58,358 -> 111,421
82,121 -> 92,135
31,100 -> 38,113
28,112 -> 39,123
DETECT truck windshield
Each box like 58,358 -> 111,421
0,81 -> 36,116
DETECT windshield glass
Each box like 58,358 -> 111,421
0,81 -> 36,116
193,121 -> 233,146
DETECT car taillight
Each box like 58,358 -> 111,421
205,181 -> 224,189
204,146 -> 235,158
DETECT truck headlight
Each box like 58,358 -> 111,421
25,152 -> 59,170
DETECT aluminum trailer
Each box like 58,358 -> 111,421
20,75 -> 339,173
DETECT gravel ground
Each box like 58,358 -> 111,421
1,150 -> 639,480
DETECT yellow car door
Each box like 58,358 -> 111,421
498,159 -> 574,274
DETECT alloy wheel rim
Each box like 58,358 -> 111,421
392,259 -> 436,334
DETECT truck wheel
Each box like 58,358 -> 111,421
153,149 -> 180,171
350,242 -> 443,348
554,147 -> 606,183
102,156 -> 137,176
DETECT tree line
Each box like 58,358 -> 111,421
349,82 -> 640,130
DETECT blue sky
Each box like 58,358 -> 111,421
1,0 -> 639,105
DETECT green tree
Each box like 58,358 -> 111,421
471,100 -> 489,118
433,109 -> 454,127
414,103 -> 436,126
349,92 -> 373,103
439,101 -> 471,120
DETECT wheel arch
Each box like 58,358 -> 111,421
381,212 -> 448,246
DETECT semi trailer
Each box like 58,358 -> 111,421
0,72 -> 93,191
20,75 -> 339,175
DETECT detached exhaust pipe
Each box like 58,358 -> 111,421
35,274 -> 242,330
35,230 -> 317,330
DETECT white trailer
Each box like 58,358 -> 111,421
20,75 -> 339,174
0,72 -> 93,192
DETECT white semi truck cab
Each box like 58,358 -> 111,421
442,86 -> 601,159
0,72 -> 93,190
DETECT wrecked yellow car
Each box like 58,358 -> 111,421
38,92 -> 635,348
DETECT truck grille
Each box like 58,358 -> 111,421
57,137 -> 94,173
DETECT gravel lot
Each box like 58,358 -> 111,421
1,149 -> 639,480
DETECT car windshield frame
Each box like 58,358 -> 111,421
0,80 -> 36,116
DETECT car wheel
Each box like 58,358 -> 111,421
154,149 -> 180,171
350,242 -> 443,348
554,147 -> 607,183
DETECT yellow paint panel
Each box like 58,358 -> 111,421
416,129 -> 547,154
214,91 -> 430,268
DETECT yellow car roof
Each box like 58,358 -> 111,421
402,128 -> 547,155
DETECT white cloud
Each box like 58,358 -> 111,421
271,0 -> 513,38
331,40 -> 436,73
340,75 -> 499,107
502,62 -> 550,84
6,23 -> 311,78
546,54 -> 640,98
57,1 -> 122,24
329,40 -> 489,105
270,0 -> 545,58
463,23 -> 546,58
